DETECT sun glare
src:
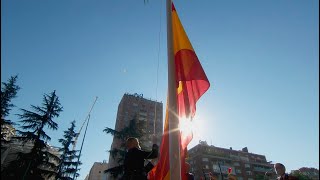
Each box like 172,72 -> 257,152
179,117 -> 194,135
178,114 -> 210,148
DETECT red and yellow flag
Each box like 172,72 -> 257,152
149,2 -> 210,180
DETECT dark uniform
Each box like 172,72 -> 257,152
123,144 -> 158,180
186,172 -> 195,180
278,174 -> 299,180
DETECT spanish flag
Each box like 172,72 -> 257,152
149,2 -> 210,180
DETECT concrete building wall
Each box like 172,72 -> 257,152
87,161 -> 108,180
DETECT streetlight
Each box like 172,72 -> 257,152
217,162 -> 223,180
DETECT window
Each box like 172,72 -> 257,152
202,158 -> 209,162
230,154 -> 240,160
139,112 -> 147,117
245,164 -> 250,168
236,169 -> 241,174
212,164 -> 219,171
240,156 -> 249,162
139,117 -> 146,121
233,162 -> 240,166
246,171 -> 252,175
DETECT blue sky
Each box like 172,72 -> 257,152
1,0 -> 319,179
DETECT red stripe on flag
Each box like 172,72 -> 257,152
175,49 -> 210,118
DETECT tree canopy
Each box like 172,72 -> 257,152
2,90 -> 63,180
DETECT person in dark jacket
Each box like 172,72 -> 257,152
123,137 -> 159,180
274,163 -> 298,180
185,162 -> 195,180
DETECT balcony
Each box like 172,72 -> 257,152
253,166 -> 270,172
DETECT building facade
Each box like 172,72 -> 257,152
1,123 -> 16,142
1,139 -> 60,180
107,93 -> 163,171
187,141 -> 277,180
87,161 -> 108,180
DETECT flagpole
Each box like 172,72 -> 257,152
72,97 -> 98,180
166,0 -> 181,179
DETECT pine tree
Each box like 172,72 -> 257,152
103,116 -> 145,178
2,90 -> 63,180
57,120 -> 81,180
1,75 -> 20,122
1,75 -> 20,143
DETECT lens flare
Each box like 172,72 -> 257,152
179,117 -> 193,135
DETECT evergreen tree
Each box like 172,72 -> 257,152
291,171 -> 312,180
1,75 -> 20,127
103,116 -> 145,178
2,90 -> 63,180
1,75 -> 21,176
1,75 -> 20,156
57,120 -> 81,180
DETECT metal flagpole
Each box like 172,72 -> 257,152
73,114 -> 90,180
166,0 -> 181,179
72,97 -> 98,151
72,97 -> 98,180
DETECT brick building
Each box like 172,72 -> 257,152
187,141 -> 277,180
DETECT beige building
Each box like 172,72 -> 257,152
86,161 -> 108,180
107,93 -> 163,176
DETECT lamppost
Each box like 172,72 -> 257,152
218,162 -> 223,180
202,167 -> 207,180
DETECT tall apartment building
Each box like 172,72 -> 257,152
108,93 -> 163,170
187,141 -> 277,180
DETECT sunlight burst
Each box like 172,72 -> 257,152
179,117 -> 194,136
